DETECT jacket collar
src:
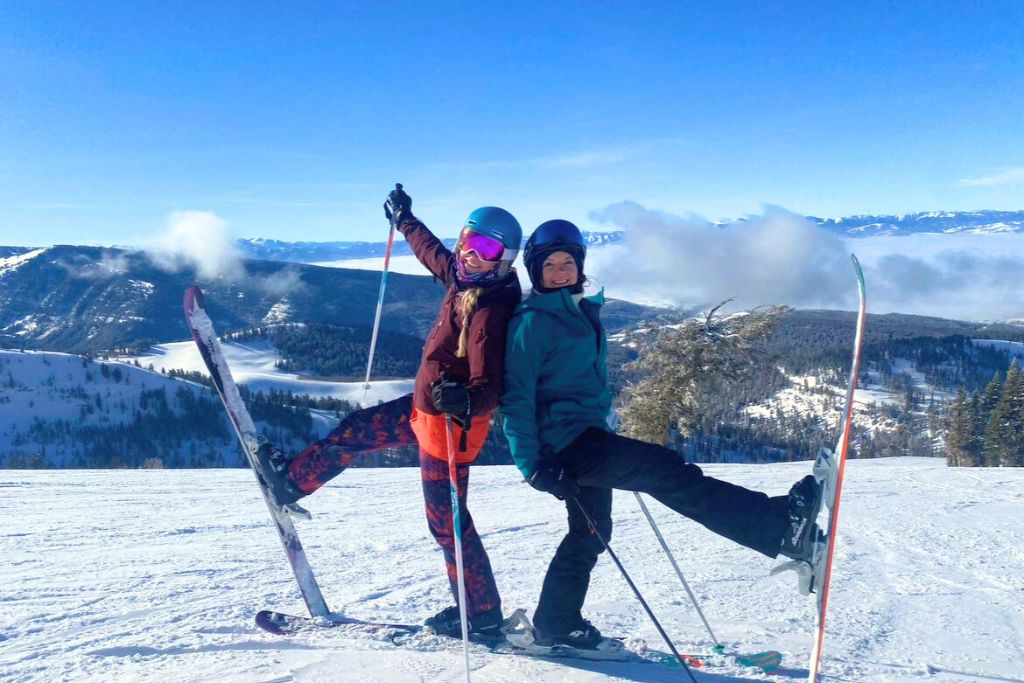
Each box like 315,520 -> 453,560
522,285 -> 605,313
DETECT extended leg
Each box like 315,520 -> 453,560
288,393 -> 417,494
561,428 -> 789,558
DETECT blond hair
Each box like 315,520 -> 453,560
456,288 -> 482,358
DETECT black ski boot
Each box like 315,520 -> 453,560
780,474 -> 822,562
254,440 -> 304,506
424,605 -> 504,639
533,618 -> 605,650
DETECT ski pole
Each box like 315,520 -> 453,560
445,414 -> 472,683
362,183 -> 401,393
572,497 -> 698,683
633,491 -> 723,653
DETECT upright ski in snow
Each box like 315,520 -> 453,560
771,254 -> 867,682
183,286 -> 330,618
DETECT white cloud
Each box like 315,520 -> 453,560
848,234 -> 1024,321
147,211 -> 246,281
584,203 -> 1024,321
958,167 -> 1024,187
56,250 -> 132,279
258,267 -> 307,297
588,202 -> 853,311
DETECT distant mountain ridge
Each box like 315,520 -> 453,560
235,210 -> 1024,262
0,245 -> 449,352
0,245 -> 659,353
237,230 -> 624,262
807,209 -> 1024,237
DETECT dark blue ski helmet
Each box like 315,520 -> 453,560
524,219 -> 586,293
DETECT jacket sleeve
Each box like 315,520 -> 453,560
398,218 -> 454,283
465,303 -> 511,414
500,313 -> 545,479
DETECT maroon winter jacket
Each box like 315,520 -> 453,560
399,218 -> 522,417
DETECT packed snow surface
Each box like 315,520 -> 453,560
3,457 -> 1022,682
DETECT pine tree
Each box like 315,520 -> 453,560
618,302 -> 791,448
1008,363 -> 1024,467
988,361 -> 1024,467
983,363 -> 1024,467
979,373 -> 1003,467
979,373 -> 1002,427
967,394 -> 985,466
944,388 -> 972,467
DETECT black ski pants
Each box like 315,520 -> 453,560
533,427 -> 789,633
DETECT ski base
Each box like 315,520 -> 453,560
255,609 -> 419,636
256,608 -> 782,672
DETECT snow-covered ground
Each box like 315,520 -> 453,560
742,371 -> 908,441
3,457 -> 1022,683
122,340 -> 414,407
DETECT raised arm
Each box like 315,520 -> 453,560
398,218 -> 455,283
383,185 -> 454,283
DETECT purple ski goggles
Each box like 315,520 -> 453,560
458,227 -> 506,262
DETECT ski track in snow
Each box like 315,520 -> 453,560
2,458 -> 1022,683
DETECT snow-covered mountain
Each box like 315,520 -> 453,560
808,209 -> 1024,237
3,458 -> 1022,682
0,245 -> 659,353
0,245 -> 450,352
0,350 -> 336,468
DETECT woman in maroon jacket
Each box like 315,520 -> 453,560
257,186 -> 522,637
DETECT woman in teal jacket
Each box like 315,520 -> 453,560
501,219 -> 820,650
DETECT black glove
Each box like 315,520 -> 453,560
431,375 -> 471,417
383,183 -> 413,224
528,461 -> 579,500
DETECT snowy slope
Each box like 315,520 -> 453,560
0,350 -> 346,468
0,247 -> 46,277
122,339 -> 414,407
744,371 -> 900,425
2,458 -> 1021,683
0,350 -> 241,467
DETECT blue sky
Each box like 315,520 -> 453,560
1,1 -> 1022,246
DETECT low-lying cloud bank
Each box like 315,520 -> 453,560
587,202 -> 1024,322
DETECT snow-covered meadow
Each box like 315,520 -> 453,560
3,458 -> 1022,683
122,339 -> 414,407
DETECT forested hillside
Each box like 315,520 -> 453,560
0,351 -> 352,469
634,310 -> 1024,464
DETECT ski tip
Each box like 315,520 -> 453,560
183,285 -> 205,312
254,610 -> 289,635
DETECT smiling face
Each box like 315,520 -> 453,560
541,251 -> 579,289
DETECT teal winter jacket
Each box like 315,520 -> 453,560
501,287 -> 612,478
